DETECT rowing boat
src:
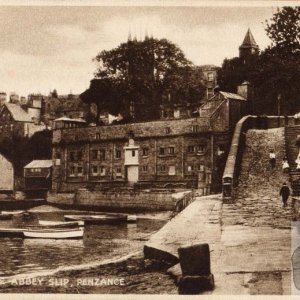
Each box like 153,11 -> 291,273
23,227 -> 84,239
64,213 -> 128,225
38,220 -> 85,228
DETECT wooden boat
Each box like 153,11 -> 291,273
23,227 -> 84,239
127,215 -> 137,223
0,214 -> 13,220
1,210 -> 24,215
64,213 -> 128,225
0,228 -> 25,237
38,220 -> 85,228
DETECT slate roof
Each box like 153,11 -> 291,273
220,91 -> 246,101
240,28 -> 259,48
4,103 -> 34,122
24,160 -> 53,169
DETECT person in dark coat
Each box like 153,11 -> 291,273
280,183 -> 290,207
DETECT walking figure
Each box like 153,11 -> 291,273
269,150 -> 276,169
279,182 -> 290,207
282,157 -> 290,173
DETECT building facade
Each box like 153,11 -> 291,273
51,85 -> 248,195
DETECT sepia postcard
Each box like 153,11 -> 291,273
0,0 -> 299,299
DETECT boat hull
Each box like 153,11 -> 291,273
23,228 -> 84,239
0,228 -> 24,238
64,214 -> 127,225
38,220 -> 85,228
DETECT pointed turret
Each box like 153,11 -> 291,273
239,28 -> 259,59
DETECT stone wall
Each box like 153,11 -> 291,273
47,189 -> 193,211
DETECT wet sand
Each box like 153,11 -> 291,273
0,253 -> 178,294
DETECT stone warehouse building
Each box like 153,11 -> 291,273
51,82 -> 250,195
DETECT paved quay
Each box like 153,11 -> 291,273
145,128 -> 293,295
145,193 -> 291,295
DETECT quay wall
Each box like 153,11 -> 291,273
47,189 -> 194,212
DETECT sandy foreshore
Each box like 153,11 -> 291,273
0,252 -> 177,294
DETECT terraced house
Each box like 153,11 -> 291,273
51,82 -> 250,195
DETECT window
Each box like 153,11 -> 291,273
10,124 -> 13,131
159,148 -> 165,155
192,125 -> 199,133
188,146 -> 195,153
100,149 -> 106,160
164,127 -> 171,134
132,150 -> 136,157
168,147 -> 175,155
169,166 -> 176,175
187,165 -> 194,172
142,148 -> 149,157
115,149 -> 121,159
142,165 -> 148,172
100,166 -> 106,176
95,133 -> 101,140
91,150 -> 98,160
69,151 -> 75,161
77,151 -> 83,160
77,167 -> 83,176
198,164 -> 205,172
196,145 -> 206,153
116,167 -> 122,177
159,165 -> 166,172
92,166 -> 98,175
70,166 -> 75,176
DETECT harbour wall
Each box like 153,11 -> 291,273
47,189 -> 194,212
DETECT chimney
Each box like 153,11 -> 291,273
237,81 -> 251,100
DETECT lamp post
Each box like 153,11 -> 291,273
277,93 -> 282,127
277,93 -> 282,116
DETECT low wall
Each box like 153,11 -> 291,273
47,192 -> 75,205
47,189 -> 193,212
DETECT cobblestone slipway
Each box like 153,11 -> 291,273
146,128 -> 293,294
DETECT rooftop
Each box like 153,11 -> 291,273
240,28 -> 259,49
24,160 -> 53,169
220,91 -> 246,101
54,117 -> 86,123
4,103 -> 34,122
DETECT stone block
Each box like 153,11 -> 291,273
178,274 -> 214,294
178,243 -> 211,276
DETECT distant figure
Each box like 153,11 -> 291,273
282,158 -> 290,173
279,183 -> 290,207
296,151 -> 300,170
269,150 -> 276,169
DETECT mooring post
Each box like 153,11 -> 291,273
177,243 -> 214,294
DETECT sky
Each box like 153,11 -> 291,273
0,4 -> 279,97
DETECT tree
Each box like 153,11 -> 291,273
218,7 -> 300,115
81,38 -> 206,123
217,56 -> 258,94
265,7 -> 300,54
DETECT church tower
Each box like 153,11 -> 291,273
239,29 -> 259,59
